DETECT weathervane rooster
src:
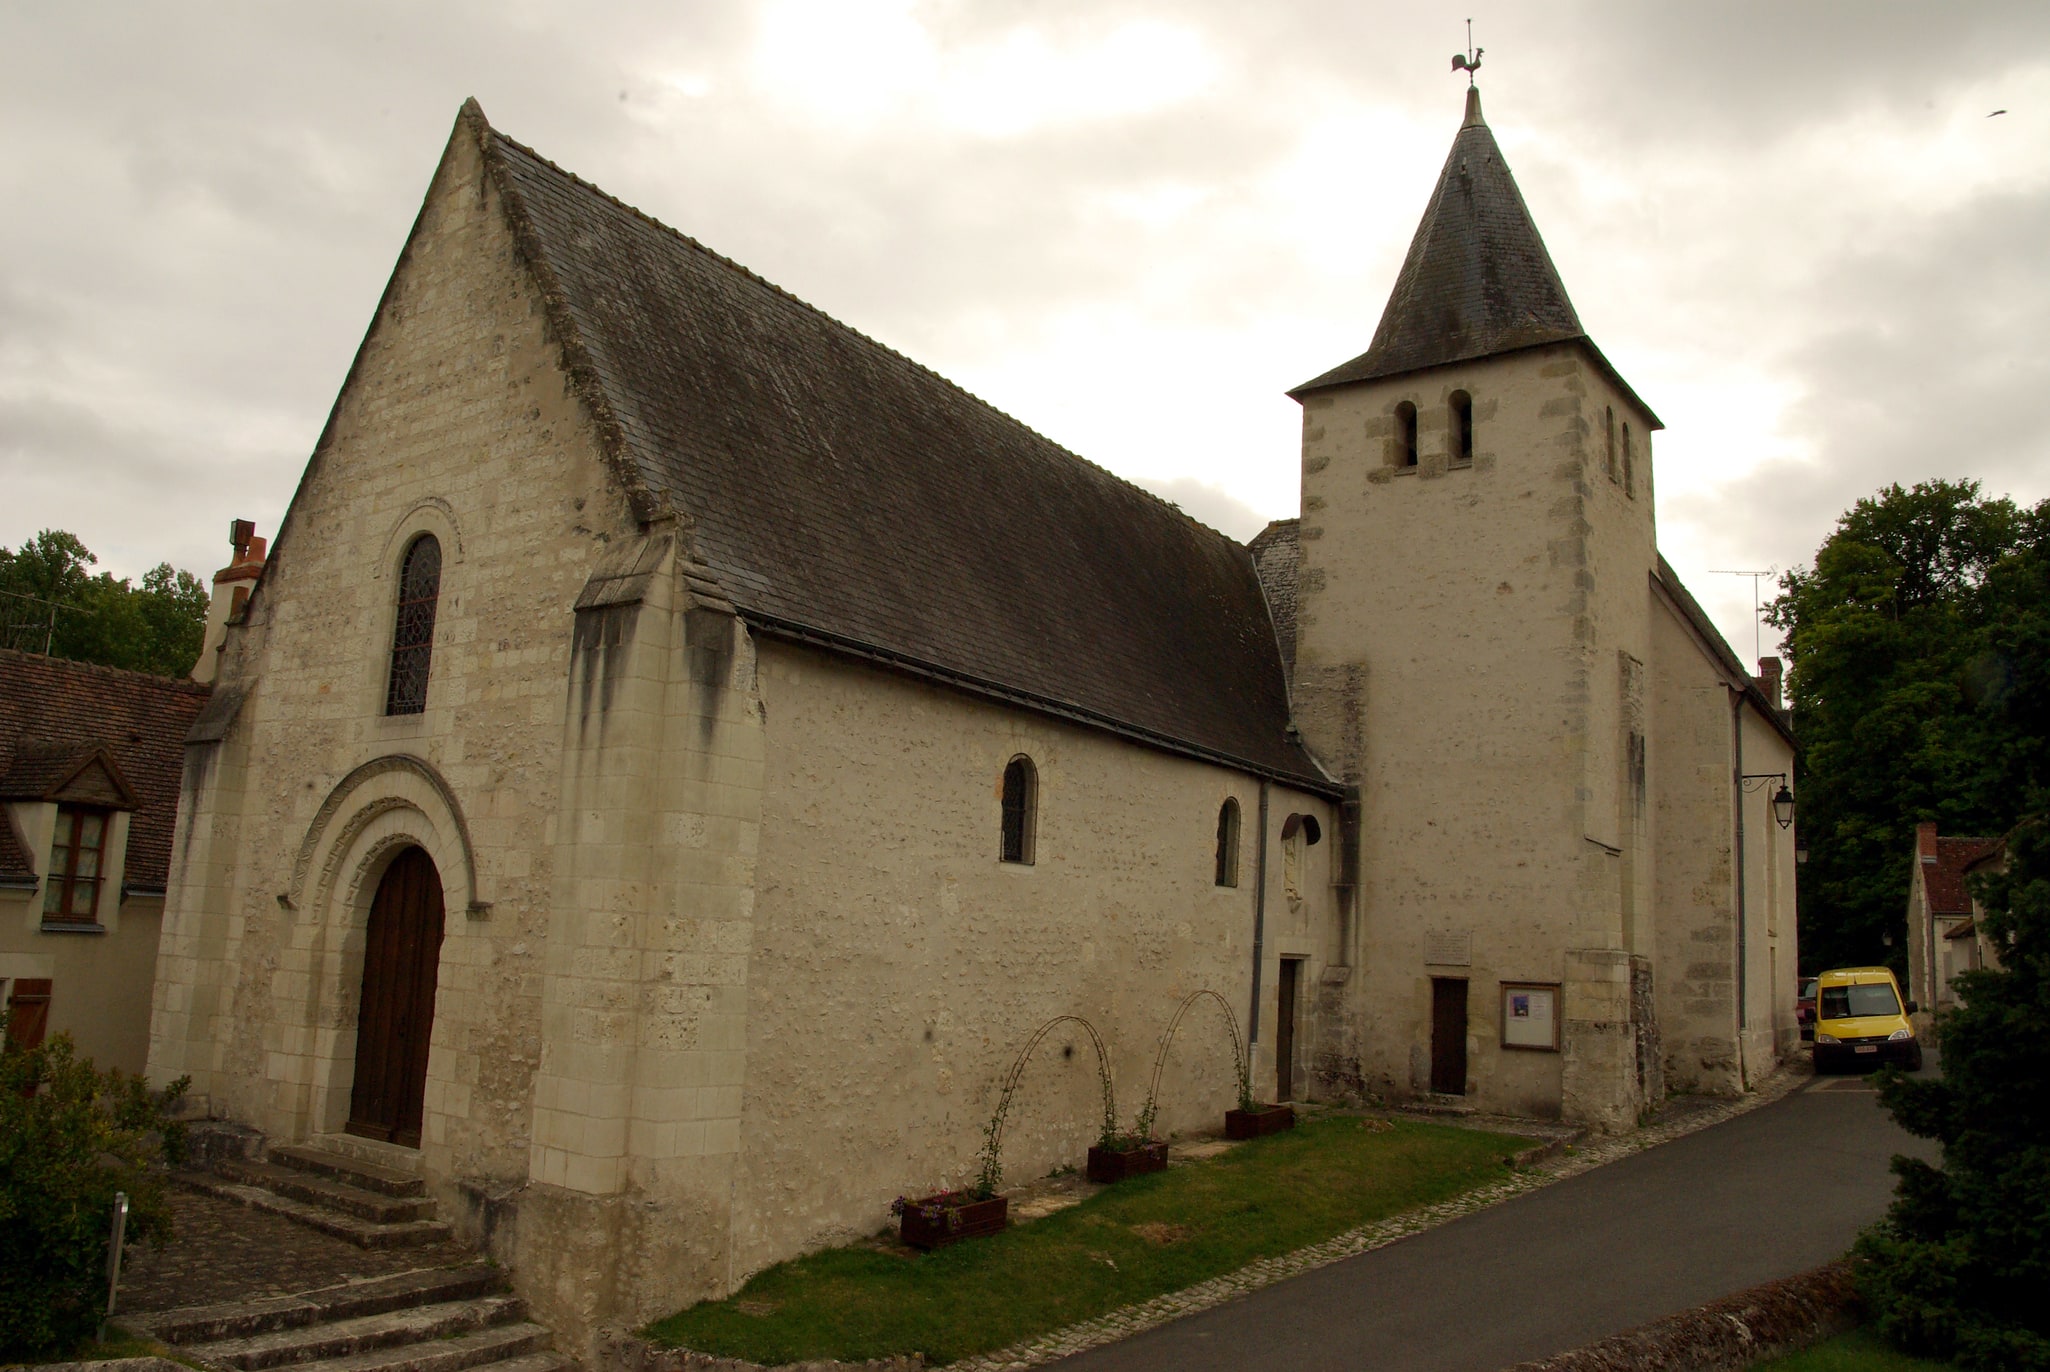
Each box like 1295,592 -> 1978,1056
1451,19 -> 1482,85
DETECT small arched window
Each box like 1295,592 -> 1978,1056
1394,401 -> 1419,469
1215,798 -> 1241,887
1622,423 -> 1635,498
1605,406 -> 1618,483
385,533 -> 442,715
1000,756 -> 1037,865
1449,391 -> 1474,467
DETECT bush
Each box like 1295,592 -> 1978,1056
1856,814 -> 2050,1370
0,1035 -> 189,1359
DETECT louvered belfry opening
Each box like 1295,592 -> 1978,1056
385,534 -> 442,715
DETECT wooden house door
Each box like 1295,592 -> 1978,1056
1430,977 -> 1468,1095
347,847 -> 445,1148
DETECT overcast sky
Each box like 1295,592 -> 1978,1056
4,1 -> 2046,661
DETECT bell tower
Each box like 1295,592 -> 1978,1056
1290,86 -> 1665,1129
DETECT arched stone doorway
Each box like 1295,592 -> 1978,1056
347,845 -> 446,1148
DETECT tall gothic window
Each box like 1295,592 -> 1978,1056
1449,391 -> 1474,467
1214,797 -> 1241,887
1000,756 -> 1037,865
1394,401 -> 1419,468
385,533 -> 442,715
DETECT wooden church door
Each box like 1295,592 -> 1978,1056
347,846 -> 446,1148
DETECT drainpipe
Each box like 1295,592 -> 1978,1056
1731,689 -> 1748,1064
1249,780 -> 1271,1049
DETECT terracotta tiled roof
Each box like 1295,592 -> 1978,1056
1924,834 -> 2002,916
0,650 -> 210,891
472,106 -> 1331,791
1291,89 -> 1658,425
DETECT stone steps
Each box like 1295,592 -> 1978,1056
213,1157 -> 440,1224
174,1171 -> 454,1248
132,1265 -> 506,1345
271,1142 -> 428,1199
189,1294 -> 529,1370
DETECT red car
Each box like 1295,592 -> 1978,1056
1796,976 -> 1819,1041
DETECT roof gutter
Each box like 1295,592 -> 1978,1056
742,612 -> 1345,799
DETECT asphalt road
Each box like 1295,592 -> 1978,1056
1054,1067 -> 1936,1372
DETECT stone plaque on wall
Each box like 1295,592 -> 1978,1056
1425,930 -> 1472,966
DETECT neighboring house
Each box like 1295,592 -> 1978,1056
1906,821 -> 2005,1015
1,649 -> 210,1070
148,88 -> 1798,1348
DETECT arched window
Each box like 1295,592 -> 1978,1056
1215,798 -> 1241,887
1000,756 -> 1037,864
1622,423 -> 1635,498
385,533 -> 442,715
1394,401 -> 1418,468
1605,406 -> 1617,483
1449,391 -> 1474,467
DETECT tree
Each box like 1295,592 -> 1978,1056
1767,481 -> 2050,971
0,530 -> 209,677
0,1037 -> 188,1359
1856,817 -> 2050,1369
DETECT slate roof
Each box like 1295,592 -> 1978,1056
1650,557 -> 1797,749
1923,833 -> 2002,916
471,104 -> 1332,791
0,650 -> 210,890
1248,519 -> 1301,686
1291,89 -> 1658,425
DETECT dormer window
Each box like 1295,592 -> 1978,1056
1394,401 -> 1419,469
44,805 -> 109,924
386,533 -> 442,715
1449,391 -> 1474,467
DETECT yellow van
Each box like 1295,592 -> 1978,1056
1812,966 -> 1922,1072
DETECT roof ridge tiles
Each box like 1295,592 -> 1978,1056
472,111 -> 1233,550
0,647 -> 212,695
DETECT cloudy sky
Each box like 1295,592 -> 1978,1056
3,1 -> 2046,660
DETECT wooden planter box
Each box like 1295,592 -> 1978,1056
1086,1139 -> 1169,1183
898,1194 -> 1008,1250
1225,1104 -> 1297,1139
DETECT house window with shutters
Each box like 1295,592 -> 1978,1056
1000,756 -> 1037,865
43,805 -> 108,925
385,533 -> 442,715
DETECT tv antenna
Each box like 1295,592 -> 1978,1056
1451,20 -> 1482,85
1708,567 -> 1776,662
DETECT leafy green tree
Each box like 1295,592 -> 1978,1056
0,1036 -> 188,1359
1857,817 -> 2050,1369
1767,481 -> 2050,970
0,530 -> 209,677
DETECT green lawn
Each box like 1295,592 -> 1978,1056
644,1116 -> 1527,1366
1755,1327 -> 1961,1371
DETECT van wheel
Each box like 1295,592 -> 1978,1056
1908,1045 -> 1925,1073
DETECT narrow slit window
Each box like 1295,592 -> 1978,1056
1215,797 -> 1241,887
385,533 -> 442,715
1449,391 -> 1474,467
1605,406 -> 1617,482
1394,401 -> 1419,468
1622,423 -> 1635,498
43,805 -> 108,924
1000,756 -> 1037,864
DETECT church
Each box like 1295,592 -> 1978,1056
148,87 -> 1799,1346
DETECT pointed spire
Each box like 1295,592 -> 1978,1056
1292,88 -> 1586,395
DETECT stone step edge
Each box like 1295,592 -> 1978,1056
131,1263 -> 505,1345
173,1172 -> 454,1249
252,1321 -> 553,1372
188,1295 -> 526,1371
215,1156 -> 438,1225
270,1143 -> 427,1198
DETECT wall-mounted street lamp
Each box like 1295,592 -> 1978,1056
1743,773 -> 1795,830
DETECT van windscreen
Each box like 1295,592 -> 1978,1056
1820,983 -> 1901,1019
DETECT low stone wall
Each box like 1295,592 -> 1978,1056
1504,1261 -> 1858,1371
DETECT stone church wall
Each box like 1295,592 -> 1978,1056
727,638 -> 1339,1285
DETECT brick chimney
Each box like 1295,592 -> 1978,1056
1917,820 -> 1939,865
1757,656 -> 1784,710
191,519 -> 266,685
